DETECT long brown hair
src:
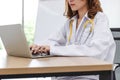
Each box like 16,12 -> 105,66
64,0 -> 103,19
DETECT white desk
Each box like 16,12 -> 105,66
0,50 -> 113,80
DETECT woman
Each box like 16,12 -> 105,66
30,0 -> 116,80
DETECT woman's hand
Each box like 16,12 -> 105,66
30,44 -> 40,54
30,44 -> 50,55
40,45 -> 50,54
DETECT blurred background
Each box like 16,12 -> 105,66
0,0 -> 120,49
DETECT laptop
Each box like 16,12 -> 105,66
0,24 -> 49,58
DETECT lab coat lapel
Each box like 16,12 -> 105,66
69,16 -> 77,44
75,13 -> 91,44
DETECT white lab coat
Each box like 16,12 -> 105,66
43,12 -> 116,80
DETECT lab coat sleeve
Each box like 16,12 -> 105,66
50,12 -> 115,61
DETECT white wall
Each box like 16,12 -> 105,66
100,0 -> 120,28
34,0 -> 66,44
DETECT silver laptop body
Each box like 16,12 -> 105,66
0,24 -> 47,58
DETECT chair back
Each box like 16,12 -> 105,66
111,28 -> 120,64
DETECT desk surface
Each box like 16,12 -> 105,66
0,50 -> 112,75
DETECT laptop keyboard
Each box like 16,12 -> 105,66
32,52 -> 49,58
